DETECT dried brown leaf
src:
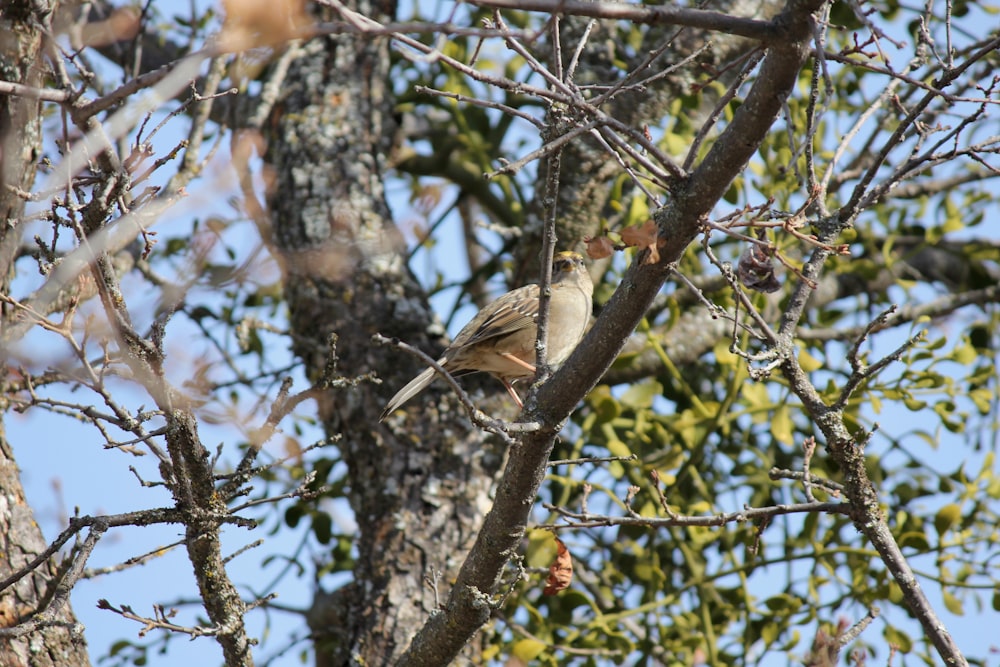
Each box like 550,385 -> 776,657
584,235 -> 614,260
542,537 -> 573,595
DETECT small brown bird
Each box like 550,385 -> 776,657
380,251 -> 593,420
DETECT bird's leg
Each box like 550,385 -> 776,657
496,353 -> 533,407
502,380 -> 524,408
498,352 -> 535,373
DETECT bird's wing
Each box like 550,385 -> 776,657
450,284 -> 539,349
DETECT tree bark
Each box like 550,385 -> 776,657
1,1 -> 47,294
0,427 -> 92,667
0,3 -> 92,664
264,3 -> 503,664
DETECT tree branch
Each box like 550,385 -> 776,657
398,0 -> 824,662
469,0 -> 777,41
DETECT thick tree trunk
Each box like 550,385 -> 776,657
1,1 -> 47,293
264,4 -> 501,664
0,428 -> 92,667
0,3 -> 92,665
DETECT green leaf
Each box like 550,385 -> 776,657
942,590 -> 964,616
888,580 -> 903,604
950,342 -> 977,365
772,404 -> 794,445
934,503 -> 962,535
312,512 -> 332,544
884,625 -> 913,652
741,381 -> 768,405
511,638 -> 547,662
978,451 -> 996,480
109,640 -> 132,656
760,621 -> 780,646
588,385 -> 621,423
898,531 -> 929,550
969,388 -> 993,414
797,347 -> 823,372
941,195 -> 964,233
607,439 -> 633,459
621,380 -> 663,410
924,336 -> 948,351
625,194 -> 650,227
764,593 -> 802,613
284,505 -> 303,528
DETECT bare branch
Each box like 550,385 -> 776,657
469,0 -> 777,41
544,499 -> 849,529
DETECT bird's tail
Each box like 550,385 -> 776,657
379,366 -> 437,421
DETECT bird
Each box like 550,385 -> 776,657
380,251 -> 593,421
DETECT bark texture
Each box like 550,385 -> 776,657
265,3 -> 502,663
0,2 -> 92,664
1,1 -> 46,295
0,428 -> 91,667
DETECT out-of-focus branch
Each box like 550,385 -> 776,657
800,284 -> 1000,343
544,499 -> 849,529
469,0 -> 776,40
